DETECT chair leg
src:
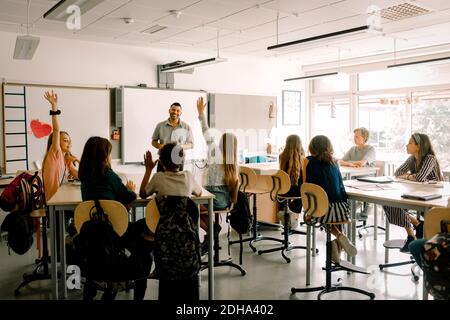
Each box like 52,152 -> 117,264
201,213 -> 246,276
258,201 -> 311,263
15,216 -> 51,296
291,225 -> 375,300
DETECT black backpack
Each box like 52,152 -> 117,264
227,191 -> 251,234
1,210 -> 34,255
76,199 -> 128,281
154,196 -> 200,281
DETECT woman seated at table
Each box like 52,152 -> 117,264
339,127 -> 376,168
383,133 -> 443,253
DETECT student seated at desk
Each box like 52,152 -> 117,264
42,91 -> 79,238
278,134 -> 305,214
339,127 -> 376,168
197,97 -> 239,254
79,136 -> 152,300
304,135 -> 357,264
139,142 -> 202,300
383,133 -> 443,252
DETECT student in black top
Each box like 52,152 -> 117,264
78,136 -> 153,300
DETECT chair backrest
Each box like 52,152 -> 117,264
74,200 -> 129,236
424,207 -> 450,239
374,160 -> 385,176
269,170 -> 292,201
239,166 -> 257,192
145,199 -> 160,234
300,183 -> 329,218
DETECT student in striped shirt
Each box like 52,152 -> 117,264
383,133 -> 443,252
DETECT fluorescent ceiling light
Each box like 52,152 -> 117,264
142,25 -> 167,34
284,72 -> 339,82
387,56 -> 450,68
43,0 -> 105,21
13,35 -> 40,60
160,57 -> 227,73
268,26 -> 370,51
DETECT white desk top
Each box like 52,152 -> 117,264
344,179 -> 450,209
47,182 -> 214,206
241,162 -> 379,178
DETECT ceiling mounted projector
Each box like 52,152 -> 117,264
14,35 -> 40,60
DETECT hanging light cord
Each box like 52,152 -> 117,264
26,0 -> 31,35
217,29 -> 220,58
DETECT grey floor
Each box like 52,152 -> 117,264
0,206 -> 425,300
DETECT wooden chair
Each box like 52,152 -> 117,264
74,200 -> 130,299
228,167 -> 284,252
424,207 -> 450,239
257,170 -> 308,263
291,183 -> 375,300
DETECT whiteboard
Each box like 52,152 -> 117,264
210,93 -> 277,154
3,85 -> 110,173
121,87 -> 208,164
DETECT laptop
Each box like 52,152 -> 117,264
401,191 -> 442,201
356,176 -> 394,184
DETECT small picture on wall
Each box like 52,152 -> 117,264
282,90 -> 301,126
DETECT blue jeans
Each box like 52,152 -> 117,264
205,185 -> 231,210
409,238 -> 427,269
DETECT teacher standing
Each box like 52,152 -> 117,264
152,102 -> 194,172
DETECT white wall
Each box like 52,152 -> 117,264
0,31 -> 305,171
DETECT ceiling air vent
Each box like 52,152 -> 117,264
142,25 -> 167,34
379,3 -> 430,21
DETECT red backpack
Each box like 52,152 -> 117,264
0,172 -> 43,212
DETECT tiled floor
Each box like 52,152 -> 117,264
0,208 -> 425,300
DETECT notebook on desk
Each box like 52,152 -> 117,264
401,191 -> 442,201
356,176 -> 393,184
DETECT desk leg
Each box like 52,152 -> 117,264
208,198 -> 214,300
422,274 -> 428,300
385,218 -> 390,264
306,224 -> 311,286
374,205 -> 378,241
59,210 -> 67,299
50,206 -> 58,300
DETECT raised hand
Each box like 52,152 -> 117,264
197,96 -> 206,115
126,180 -> 136,192
144,151 -> 158,171
44,90 -> 58,110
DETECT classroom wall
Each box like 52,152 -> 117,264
0,31 -> 305,171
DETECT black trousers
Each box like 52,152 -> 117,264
158,275 -> 199,301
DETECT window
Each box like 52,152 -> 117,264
358,94 -> 409,165
412,90 -> 450,169
312,99 -> 350,158
282,90 -> 301,126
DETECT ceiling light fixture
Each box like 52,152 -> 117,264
14,0 -> 40,60
43,0 -> 105,21
387,56 -> 450,68
284,72 -> 339,82
160,30 -> 227,73
268,25 -> 370,51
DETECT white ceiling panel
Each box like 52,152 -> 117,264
1,0 -> 450,66
131,0 -> 200,10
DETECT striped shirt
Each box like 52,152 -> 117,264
394,154 -> 441,182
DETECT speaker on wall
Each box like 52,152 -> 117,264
114,87 -> 123,127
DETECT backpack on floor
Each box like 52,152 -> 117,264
154,196 -> 200,281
